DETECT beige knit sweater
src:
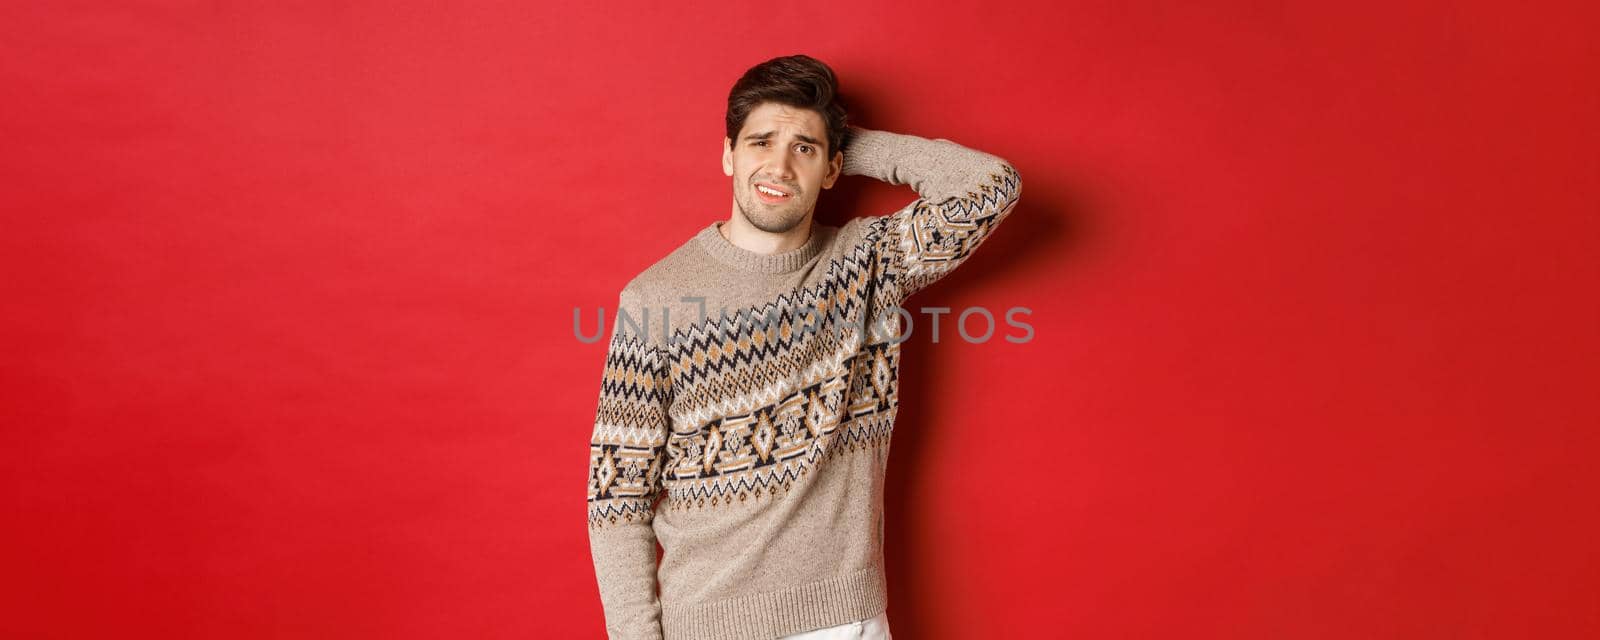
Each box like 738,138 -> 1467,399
585,125 -> 1022,639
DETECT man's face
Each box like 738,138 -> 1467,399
723,102 -> 842,234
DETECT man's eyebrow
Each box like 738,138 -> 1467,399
743,130 -> 824,146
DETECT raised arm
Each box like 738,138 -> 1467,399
586,285 -> 671,640
840,125 -> 1023,300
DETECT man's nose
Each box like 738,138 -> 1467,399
767,155 -> 795,181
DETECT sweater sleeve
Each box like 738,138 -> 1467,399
586,286 -> 671,640
839,125 -> 1023,300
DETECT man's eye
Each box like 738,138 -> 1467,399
798,145 -> 813,154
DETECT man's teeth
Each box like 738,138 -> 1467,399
757,185 -> 789,197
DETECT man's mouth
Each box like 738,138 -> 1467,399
754,182 -> 793,203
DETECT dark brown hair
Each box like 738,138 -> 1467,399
725,54 -> 850,158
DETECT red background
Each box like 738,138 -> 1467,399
3,1 -> 1597,638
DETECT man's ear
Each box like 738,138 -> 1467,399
723,137 -> 736,176
822,150 -> 842,189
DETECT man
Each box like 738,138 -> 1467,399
584,54 -> 1022,640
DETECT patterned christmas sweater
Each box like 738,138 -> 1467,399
585,125 -> 1023,640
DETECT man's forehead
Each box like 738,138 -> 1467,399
742,105 -> 824,137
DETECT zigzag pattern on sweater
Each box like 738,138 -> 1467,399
588,335 -> 901,528
590,329 -> 671,449
889,162 -> 1022,297
660,220 -> 890,345
657,342 -> 899,512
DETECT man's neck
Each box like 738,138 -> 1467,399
718,215 -> 813,255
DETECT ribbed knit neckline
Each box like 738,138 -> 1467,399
695,220 -> 825,274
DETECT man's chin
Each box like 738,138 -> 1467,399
737,198 -> 809,234
753,218 -> 805,234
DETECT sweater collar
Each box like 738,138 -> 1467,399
696,220 -> 825,274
